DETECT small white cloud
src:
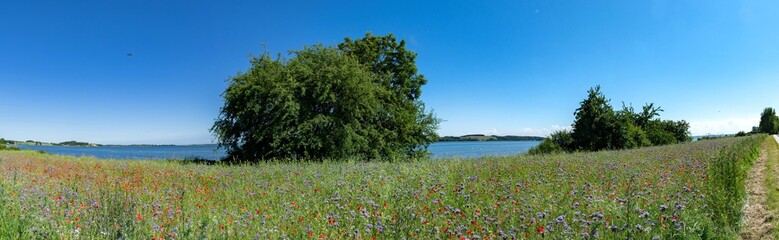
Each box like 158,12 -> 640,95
515,125 -> 571,137
484,128 -> 499,135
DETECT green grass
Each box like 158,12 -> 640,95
763,136 -> 779,239
0,135 -> 765,239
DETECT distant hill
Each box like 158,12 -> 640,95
439,134 -> 545,142
6,139 -> 101,147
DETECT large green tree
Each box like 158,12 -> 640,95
571,85 -> 619,151
759,107 -> 779,134
338,33 -> 439,158
212,34 -> 439,162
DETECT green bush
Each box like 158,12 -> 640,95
646,125 -> 676,145
546,86 -> 691,153
528,130 -> 573,155
623,122 -> 651,148
0,145 -> 19,151
527,139 -> 563,155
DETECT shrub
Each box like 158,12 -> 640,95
528,130 -> 573,155
527,139 -> 563,155
567,86 -> 690,151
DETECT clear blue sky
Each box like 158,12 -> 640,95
2,1 -> 778,144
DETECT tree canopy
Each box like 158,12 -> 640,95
758,107 -> 779,134
530,85 -> 691,154
212,33 -> 439,162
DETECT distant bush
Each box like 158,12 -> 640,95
529,86 -> 691,155
527,139 -> 563,155
528,130 -> 573,155
735,131 -> 748,137
646,125 -> 676,145
0,145 -> 20,151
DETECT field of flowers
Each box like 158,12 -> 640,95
0,135 -> 764,239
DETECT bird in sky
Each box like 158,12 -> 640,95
127,52 -> 133,57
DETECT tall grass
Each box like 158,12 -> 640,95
0,135 -> 766,239
705,135 -> 763,237
762,136 -> 779,239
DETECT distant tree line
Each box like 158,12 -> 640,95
529,86 -> 691,154
439,135 -> 545,142
0,138 -> 99,147
58,141 -> 94,146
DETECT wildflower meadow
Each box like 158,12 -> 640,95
0,135 -> 764,239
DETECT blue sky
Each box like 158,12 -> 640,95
1,1 -> 778,144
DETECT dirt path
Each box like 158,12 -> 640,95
739,136 -> 777,239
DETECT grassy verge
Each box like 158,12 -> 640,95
763,136 -> 779,239
0,136 -> 765,239
704,134 -> 763,238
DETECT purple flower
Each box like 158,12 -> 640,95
555,215 -> 565,224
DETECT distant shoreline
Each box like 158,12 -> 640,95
6,140 -> 217,147
438,134 -> 545,142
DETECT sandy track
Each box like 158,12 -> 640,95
739,136 -> 777,240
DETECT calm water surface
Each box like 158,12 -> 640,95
17,141 -> 540,160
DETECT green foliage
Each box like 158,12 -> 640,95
542,85 -> 691,154
549,129 -> 574,150
528,130 -> 573,155
644,120 -> 691,145
645,125 -> 676,145
622,121 -> 651,148
338,33 -> 440,159
571,86 -> 618,151
212,34 -> 439,162
759,107 -> 779,134
735,131 -> 748,137
527,139 -> 564,155
0,144 -> 19,151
